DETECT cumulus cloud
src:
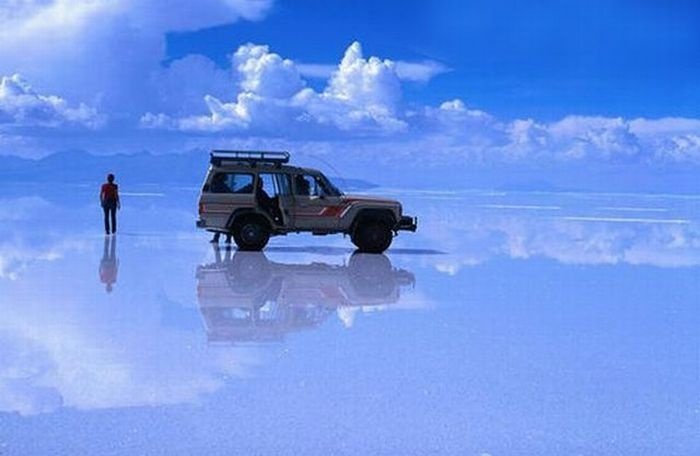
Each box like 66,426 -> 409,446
394,60 -> 451,82
0,0 -> 273,118
0,74 -> 103,128
151,54 -> 233,116
143,41 -> 407,133
297,59 -> 450,82
295,41 -> 405,132
414,102 -> 700,164
2,1 -> 699,167
137,38 -> 700,165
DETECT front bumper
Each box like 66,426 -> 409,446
397,215 -> 418,232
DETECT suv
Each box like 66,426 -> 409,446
196,150 -> 417,252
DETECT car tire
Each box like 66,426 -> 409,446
232,217 -> 270,251
352,220 -> 393,253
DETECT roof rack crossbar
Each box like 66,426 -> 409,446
210,150 -> 290,167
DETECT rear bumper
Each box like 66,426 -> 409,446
396,215 -> 418,232
196,219 -> 206,228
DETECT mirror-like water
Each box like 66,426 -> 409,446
1,185 -> 698,455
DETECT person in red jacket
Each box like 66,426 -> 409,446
100,173 -> 120,235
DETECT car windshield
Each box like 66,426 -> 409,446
319,174 -> 343,197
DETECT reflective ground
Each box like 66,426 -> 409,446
1,184 -> 698,455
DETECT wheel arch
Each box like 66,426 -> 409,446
349,208 -> 397,236
227,208 -> 273,231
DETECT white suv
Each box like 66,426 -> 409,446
196,150 -> 417,252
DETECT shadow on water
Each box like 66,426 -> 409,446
265,245 -> 445,255
196,246 -> 418,345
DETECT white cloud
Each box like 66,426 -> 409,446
0,74 -> 103,128
547,116 -> 643,160
297,59 -> 450,83
653,134 -> 700,163
234,43 -> 306,98
627,117 -> 700,163
629,117 -> 700,136
295,63 -> 337,79
304,41 -> 404,131
141,35 -> 700,165
0,0 -> 272,43
394,60 -> 451,82
152,54 -> 233,116
415,103 -> 700,164
144,41 -> 407,133
2,0 -> 699,169
0,0 -> 274,118
323,41 -> 401,111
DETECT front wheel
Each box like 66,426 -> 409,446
232,218 -> 270,251
351,220 -> 393,253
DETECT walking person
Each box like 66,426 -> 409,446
100,173 -> 120,235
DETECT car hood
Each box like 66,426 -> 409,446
341,195 -> 400,205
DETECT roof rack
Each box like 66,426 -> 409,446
210,150 -> 290,167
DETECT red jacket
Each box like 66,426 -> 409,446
101,183 -> 119,201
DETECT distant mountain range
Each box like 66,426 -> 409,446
0,150 -> 378,191
1,150 -> 698,194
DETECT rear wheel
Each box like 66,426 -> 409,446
352,220 -> 393,253
232,217 -> 270,251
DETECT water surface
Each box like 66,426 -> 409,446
1,184 -> 698,455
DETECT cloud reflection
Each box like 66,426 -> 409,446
0,243 -> 421,416
407,195 -> 700,273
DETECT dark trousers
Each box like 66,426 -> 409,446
103,202 -> 117,234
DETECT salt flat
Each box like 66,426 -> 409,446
1,184 -> 698,455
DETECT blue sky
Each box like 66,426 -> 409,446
166,0 -> 700,119
0,0 -> 699,175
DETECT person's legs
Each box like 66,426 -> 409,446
210,232 -> 221,243
109,234 -> 116,259
109,206 -> 117,234
225,233 -> 232,244
213,244 -> 223,263
103,206 -> 110,234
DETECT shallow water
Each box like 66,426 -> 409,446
1,184 -> 698,455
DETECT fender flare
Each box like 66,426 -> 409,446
349,208 -> 397,236
226,208 -> 273,231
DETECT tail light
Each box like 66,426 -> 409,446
198,202 -> 205,214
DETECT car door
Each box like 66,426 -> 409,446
291,173 -> 343,231
258,172 -> 295,228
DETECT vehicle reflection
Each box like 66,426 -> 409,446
196,247 -> 416,344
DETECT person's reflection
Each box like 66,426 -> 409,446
99,235 -> 119,293
213,243 -> 233,265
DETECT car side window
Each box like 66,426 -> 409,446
276,174 -> 292,195
258,174 -> 277,197
210,173 -> 254,194
294,174 -> 323,197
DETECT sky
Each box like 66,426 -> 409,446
0,0 -> 699,175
